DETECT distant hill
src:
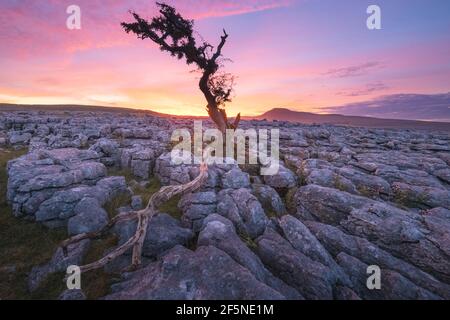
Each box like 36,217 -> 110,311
0,103 -> 211,120
0,103 -> 167,116
252,108 -> 450,131
1,104 -> 449,131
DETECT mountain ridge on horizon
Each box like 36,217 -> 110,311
251,107 -> 450,131
1,103 -> 449,131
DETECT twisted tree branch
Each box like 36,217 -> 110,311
61,163 -> 209,273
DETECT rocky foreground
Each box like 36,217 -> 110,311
1,110 -> 450,300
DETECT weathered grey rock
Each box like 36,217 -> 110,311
105,245 -> 286,300
338,167 -> 391,197
376,166 -> 444,188
349,161 -> 378,173
198,215 -> 302,299
201,213 -> 235,231
305,168 -> 357,194
422,211 -> 450,259
336,252 -> 440,300
256,228 -> 336,299
306,221 -> 450,299
154,152 -> 239,189
35,176 -> 128,224
252,184 -> 286,216
19,162 -> 106,193
221,168 -> 250,189
305,128 -> 330,140
67,197 -> 109,235
3,109 -> 450,301
28,239 -> 91,292
263,163 -> 297,190
40,148 -> 101,164
179,191 -> 217,232
130,148 -> 157,179
279,215 -> 351,286
154,152 -> 196,185
114,213 -> 194,258
94,176 -> 129,203
356,151 -> 447,175
59,289 -> 87,300
294,184 -> 367,224
295,185 -> 450,283
89,138 -> 119,157
422,207 -> 450,219
35,185 -> 94,222
393,182 -> 450,209
131,195 -> 143,210
334,286 -> 361,300
6,148 -> 109,219
8,131 -> 31,144
217,188 -> 268,239
434,168 -> 450,184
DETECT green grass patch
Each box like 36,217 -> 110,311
0,147 -> 69,300
107,167 -> 182,220
283,187 -> 299,214
0,149 -> 120,299
264,207 -> 279,219
237,230 -> 258,250
104,192 -> 132,219
81,235 -> 119,299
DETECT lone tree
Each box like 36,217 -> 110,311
121,2 -> 240,133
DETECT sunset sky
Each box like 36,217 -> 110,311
0,0 -> 449,119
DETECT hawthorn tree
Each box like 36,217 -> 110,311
121,2 -> 240,133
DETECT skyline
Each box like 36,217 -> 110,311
0,0 -> 449,120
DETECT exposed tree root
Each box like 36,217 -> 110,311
61,163 -> 209,273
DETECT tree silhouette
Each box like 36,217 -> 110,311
121,2 -> 240,132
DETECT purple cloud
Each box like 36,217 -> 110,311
336,82 -> 389,97
322,61 -> 383,78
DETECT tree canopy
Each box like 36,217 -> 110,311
121,2 -> 240,132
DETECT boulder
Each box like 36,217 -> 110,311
306,221 -> 450,299
35,176 -> 128,225
336,252 -> 440,300
28,240 -> 91,292
131,195 -> 143,210
252,184 -> 286,216
279,215 -> 351,286
179,191 -> 217,232
295,185 -> 450,283
8,131 -> 32,145
59,289 -> 87,300
221,168 -> 250,189
255,228 -> 336,299
392,182 -> 450,209
263,163 -> 297,190
114,213 -> 194,259
105,245 -> 286,300
67,197 -> 109,235
217,188 -> 268,239
198,215 -> 302,299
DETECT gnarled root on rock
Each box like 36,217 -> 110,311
60,163 -> 209,273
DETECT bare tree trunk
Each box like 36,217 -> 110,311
199,67 -> 227,133
61,163 -> 209,273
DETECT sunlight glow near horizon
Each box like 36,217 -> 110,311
0,0 -> 449,118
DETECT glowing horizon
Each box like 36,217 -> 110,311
0,0 -> 449,119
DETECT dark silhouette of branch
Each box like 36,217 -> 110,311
121,2 -> 240,132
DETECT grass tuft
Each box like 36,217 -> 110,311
0,148 -> 68,300
107,166 -> 182,219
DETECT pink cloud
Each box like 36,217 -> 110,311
174,0 -> 294,19
0,0 -> 448,117
0,0 -> 294,59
